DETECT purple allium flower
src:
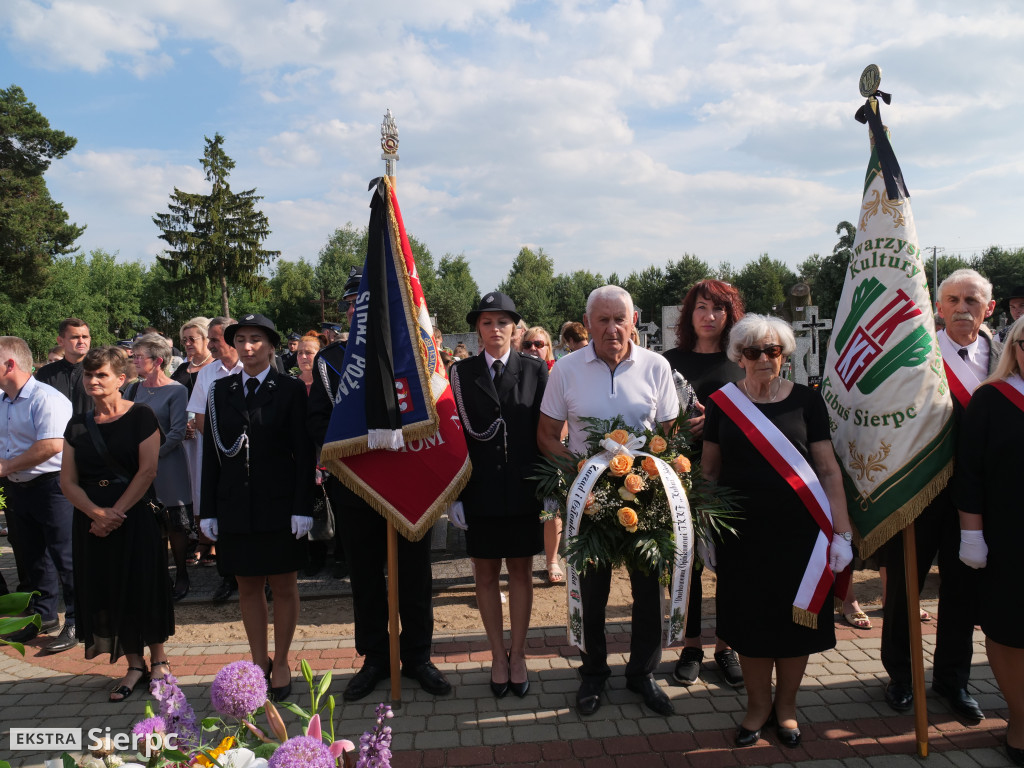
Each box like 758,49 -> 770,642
151,672 -> 199,748
132,716 -> 167,738
210,661 -> 268,719
268,736 -> 333,768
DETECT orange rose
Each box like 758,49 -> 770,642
584,492 -> 596,511
641,456 -> 659,476
607,429 -> 630,445
608,453 -> 633,476
577,459 -> 587,473
672,455 -> 691,474
623,473 -> 644,494
648,435 -> 668,454
617,507 -> 639,532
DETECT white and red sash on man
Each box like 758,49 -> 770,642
938,331 -> 983,410
710,383 -> 836,629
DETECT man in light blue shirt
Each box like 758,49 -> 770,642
0,336 -> 76,652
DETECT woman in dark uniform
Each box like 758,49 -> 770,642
955,316 -> 1024,767
200,314 -> 314,702
449,293 -> 548,698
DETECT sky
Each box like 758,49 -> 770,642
3,0 -> 1023,297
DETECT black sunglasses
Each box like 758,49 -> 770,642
741,344 -> 784,361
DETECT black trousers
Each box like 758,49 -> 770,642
684,560 -> 703,639
326,476 -> 433,668
579,564 -> 662,683
880,488 -> 979,690
4,475 -> 76,624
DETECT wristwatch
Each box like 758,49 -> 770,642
836,530 -> 852,542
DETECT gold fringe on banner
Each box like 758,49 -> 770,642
792,606 -> 818,630
856,458 -> 953,560
325,454 -> 471,542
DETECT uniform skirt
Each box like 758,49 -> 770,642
217,530 -> 308,577
465,511 -> 543,560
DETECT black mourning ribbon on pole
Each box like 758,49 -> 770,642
362,177 -> 402,436
855,91 -> 910,201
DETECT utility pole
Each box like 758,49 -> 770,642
928,246 -> 944,300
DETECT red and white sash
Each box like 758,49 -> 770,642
992,374 -> 1024,412
938,331 -> 982,409
710,383 -> 834,628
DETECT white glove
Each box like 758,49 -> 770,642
959,529 -> 988,569
697,538 -> 716,573
447,501 -> 468,531
291,515 -> 314,539
200,518 -> 219,542
829,534 -> 854,573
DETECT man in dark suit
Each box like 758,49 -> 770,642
882,268 -> 1002,722
307,268 -> 450,701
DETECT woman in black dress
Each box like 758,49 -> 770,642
449,293 -> 548,698
955,316 -> 1024,766
60,346 -> 174,701
703,314 -> 853,748
662,279 -> 746,688
200,314 -> 314,702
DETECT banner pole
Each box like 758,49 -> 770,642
387,519 -> 402,707
902,525 -> 928,757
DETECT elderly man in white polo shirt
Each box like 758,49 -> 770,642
538,285 -> 679,718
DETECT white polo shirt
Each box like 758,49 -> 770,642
541,341 -> 679,454
187,358 -> 244,415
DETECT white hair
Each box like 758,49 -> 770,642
585,285 -> 634,317
938,269 -> 993,304
726,314 -> 797,363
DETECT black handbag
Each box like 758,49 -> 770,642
309,481 -> 335,541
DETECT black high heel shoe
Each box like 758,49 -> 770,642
172,573 -> 190,602
489,653 -> 509,699
734,710 -> 775,747
773,709 -> 801,748
508,653 -> 529,698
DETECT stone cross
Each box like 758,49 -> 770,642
790,305 -> 833,385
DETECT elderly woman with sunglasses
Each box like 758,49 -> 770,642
701,314 -> 853,750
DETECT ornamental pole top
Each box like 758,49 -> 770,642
381,108 -> 399,177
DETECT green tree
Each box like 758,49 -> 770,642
924,252 -> 972,305
551,270 -> 605,328
796,221 -> 855,322
154,133 -> 279,317
314,223 -> 367,325
733,254 -> 798,315
971,246 -> 1024,317
622,265 -> 666,327
267,259 -> 320,334
85,250 -> 147,339
499,247 -> 557,330
663,254 -> 713,307
431,254 -> 479,333
0,85 -> 85,303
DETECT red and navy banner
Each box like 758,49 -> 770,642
321,177 -> 470,541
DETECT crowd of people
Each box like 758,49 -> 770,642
0,270 -> 1021,764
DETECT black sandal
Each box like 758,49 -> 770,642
151,660 -> 171,681
109,665 -> 149,702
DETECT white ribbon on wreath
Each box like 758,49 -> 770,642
564,432 -> 693,651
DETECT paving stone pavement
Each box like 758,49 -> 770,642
0,597 -> 1017,768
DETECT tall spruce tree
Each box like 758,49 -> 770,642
154,133 -> 279,317
0,84 -> 85,302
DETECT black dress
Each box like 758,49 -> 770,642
64,405 -> 174,661
707,384 -> 836,658
952,381 -> 1024,648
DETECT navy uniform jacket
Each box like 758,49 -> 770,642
307,341 -> 346,447
450,351 -> 548,518
201,367 -> 314,534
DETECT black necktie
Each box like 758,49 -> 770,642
492,360 -> 504,388
245,377 -> 259,405
957,348 -> 969,362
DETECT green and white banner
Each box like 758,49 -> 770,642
821,132 -> 954,558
